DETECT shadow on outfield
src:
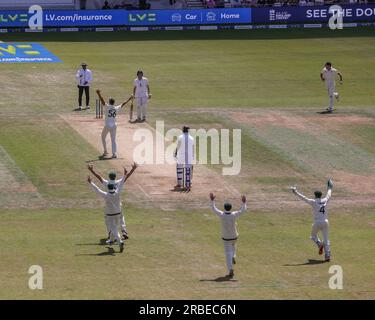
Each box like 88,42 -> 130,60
86,157 -> 125,163
2,27 -> 375,42
200,276 -> 238,282
283,259 -> 328,266
76,238 -> 110,246
76,246 -> 117,256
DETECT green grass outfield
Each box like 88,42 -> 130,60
0,28 -> 374,299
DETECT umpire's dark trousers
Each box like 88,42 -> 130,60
78,85 -> 90,107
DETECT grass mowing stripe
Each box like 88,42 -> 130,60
0,117 -> 102,199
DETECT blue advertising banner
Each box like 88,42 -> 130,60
0,42 -> 61,63
0,9 -> 126,27
0,8 -> 251,28
127,8 -> 251,25
251,4 -> 375,24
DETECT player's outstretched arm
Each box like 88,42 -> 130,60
320,72 -> 325,82
209,193 -> 223,216
96,89 -> 105,105
324,179 -> 333,202
87,164 -> 104,184
125,162 -> 138,181
233,195 -> 247,217
88,176 -> 106,197
120,96 -> 133,109
290,186 -> 315,205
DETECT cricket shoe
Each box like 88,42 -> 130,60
86,106 -> 90,109
326,108 -> 333,113
122,233 -> 129,240
106,239 -> 114,245
119,242 -> 124,253
325,255 -> 331,262
111,154 -> 117,159
101,152 -> 109,157
318,244 -> 324,255
228,269 -> 234,279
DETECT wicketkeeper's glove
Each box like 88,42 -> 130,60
327,179 -> 334,189
290,186 -> 297,193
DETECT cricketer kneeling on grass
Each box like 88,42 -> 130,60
88,163 -> 138,242
96,89 -> 132,158
291,179 -> 334,261
209,193 -> 247,279
174,126 -> 195,192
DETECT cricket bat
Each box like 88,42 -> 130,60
129,97 -> 134,122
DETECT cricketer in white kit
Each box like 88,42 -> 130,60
291,179 -> 334,261
132,70 -> 152,123
87,163 -> 138,243
87,168 -> 129,253
320,62 -> 343,113
209,193 -> 247,279
174,126 -> 195,192
96,89 -> 132,158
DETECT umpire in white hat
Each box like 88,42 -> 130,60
76,62 -> 93,110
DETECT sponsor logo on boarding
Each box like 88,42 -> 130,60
171,13 -> 182,22
0,5 -> 43,29
269,9 -> 292,21
0,42 -> 61,63
128,13 -> 156,23
206,12 -> 216,22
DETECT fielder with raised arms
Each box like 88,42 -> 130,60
320,62 -> 343,113
209,193 -> 247,279
87,167 -> 129,253
291,179 -> 334,262
96,89 -> 132,159
88,163 -> 137,243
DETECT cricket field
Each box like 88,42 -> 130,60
0,28 -> 374,299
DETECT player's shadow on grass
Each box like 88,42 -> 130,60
75,239 -> 109,246
283,259 -> 327,266
200,276 -> 238,283
86,157 -> 124,163
76,247 -> 117,257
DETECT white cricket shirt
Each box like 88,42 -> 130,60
76,68 -> 93,86
321,67 -> 338,85
89,176 -> 126,215
104,104 -> 122,128
211,201 -> 247,240
134,77 -> 149,98
176,133 -> 195,165
294,189 -> 332,222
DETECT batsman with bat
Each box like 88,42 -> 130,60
291,179 -> 334,262
131,70 -> 152,123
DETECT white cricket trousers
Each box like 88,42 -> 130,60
105,214 -> 127,237
106,214 -> 122,245
136,97 -> 148,120
101,125 -> 117,155
223,239 -> 237,272
327,83 -> 337,111
311,220 -> 330,257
